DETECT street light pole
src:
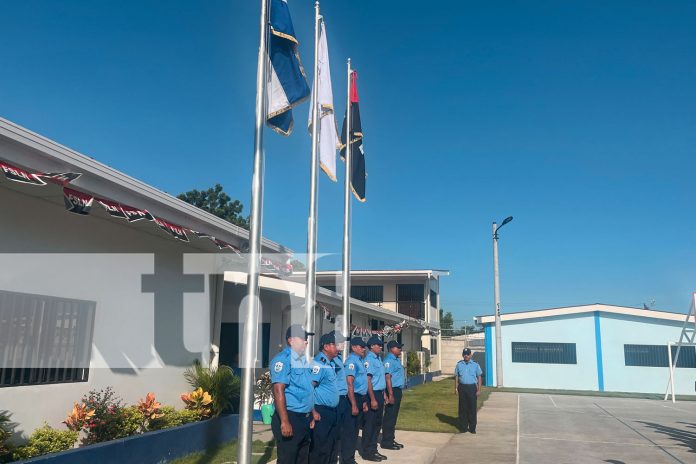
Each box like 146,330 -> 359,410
493,216 -> 513,387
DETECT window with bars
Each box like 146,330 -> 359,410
624,344 -> 696,368
511,342 -> 577,364
429,290 -> 437,308
430,338 -> 438,355
319,285 -> 383,303
0,290 -> 96,387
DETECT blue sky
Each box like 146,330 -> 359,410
2,1 -> 696,324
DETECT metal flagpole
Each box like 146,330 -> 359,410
341,59 -> 352,360
305,1 -> 321,359
238,1 -> 269,463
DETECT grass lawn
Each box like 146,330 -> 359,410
397,378 -> 490,433
170,439 -> 276,464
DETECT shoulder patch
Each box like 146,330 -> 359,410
274,361 -> 284,372
312,365 -> 321,375
364,361 -> 370,369
348,363 -> 355,370
384,362 -> 390,368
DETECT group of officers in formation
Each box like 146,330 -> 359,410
270,325 -> 406,464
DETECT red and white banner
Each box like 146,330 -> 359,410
121,205 -> 154,222
98,199 -> 128,219
1,162 -> 46,186
154,218 -> 189,242
63,187 -> 94,215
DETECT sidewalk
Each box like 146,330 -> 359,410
433,392 -> 518,464
356,431 -> 453,464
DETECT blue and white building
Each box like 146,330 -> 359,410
476,304 -> 696,395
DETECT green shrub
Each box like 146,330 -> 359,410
149,407 -> 200,431
406,352 -> 421,376
11,424 -> 77,461
184,361 -> 240,415
115,406 -> 145,438
0,412 -> 13,464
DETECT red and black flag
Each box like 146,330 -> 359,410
0,162 -> 46,186
340,71 -> 366,202
63,187 -> 94,215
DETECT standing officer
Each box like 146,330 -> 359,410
270,325 -> 315,464
454,348 -> 482,433
331,331 -> 349,464
309,332 -> 340,464
362,336 -> 387,461
343,337 -> 369,464
381,340 -> 405,450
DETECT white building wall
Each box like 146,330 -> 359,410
0,187 -> 213,437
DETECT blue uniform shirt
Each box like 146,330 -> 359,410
270,347 -> 314,413
383,353 -> 405,388
333,355 -> 348,396
365,351 -> 386,391
455,359 -> 482,385
311,352 -> 340,407
345,352 -> 368,395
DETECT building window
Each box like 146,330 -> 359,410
319,285 -> 383,303
351,286 -> 383,303
624,344 -> 696,368
397,284 -> 425,319
429,290 -> 437,308
430,338 -> 438,355
0,290 -> 96,388
511,342 -> 577,364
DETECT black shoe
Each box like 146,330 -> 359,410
392,441 -> 404,448
361,455 -> 383,462
469,429 -> 476,434
380,444 -> 400,450
375,452 -> 388,459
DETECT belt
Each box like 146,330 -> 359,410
287,410 -> 312,418
459,382 -> 477,386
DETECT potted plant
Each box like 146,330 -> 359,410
254,372 -> 274,425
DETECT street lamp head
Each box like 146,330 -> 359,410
501,216 -> 513,226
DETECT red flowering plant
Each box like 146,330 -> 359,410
76,387 -> 126,445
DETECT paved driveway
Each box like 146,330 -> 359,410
435,392 -> 696,464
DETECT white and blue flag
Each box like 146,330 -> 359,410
266,0 -> 310,136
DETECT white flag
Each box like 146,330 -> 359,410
308,18 -> 339,181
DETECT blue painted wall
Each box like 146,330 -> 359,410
18,414 -> 238,464
599,313 -> 693,394
486,311 -> 695,395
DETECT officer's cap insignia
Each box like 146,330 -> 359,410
274,361 -> 283,372
312,365 -> 321,375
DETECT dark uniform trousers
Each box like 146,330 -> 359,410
380,387 -> 402,445
271,410 -> 312,464
309,404 -> 338,464
340,393 -> 364,464
458,383 -> 477,432
335,395 -> 349,463
362,390 -> 385,456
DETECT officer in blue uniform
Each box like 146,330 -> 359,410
343,337 -> 369,464
381,340 -> 405,450
270,325 -> 315,464
454,348 -> 482,433
362,336 -> 387,461
331,331 -> 350,464
309,332 -> 340,464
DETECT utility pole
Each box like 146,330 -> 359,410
493,216 -> 513,387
